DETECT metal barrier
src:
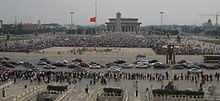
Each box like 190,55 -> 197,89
85,86 -> 104,101
13,82 -> 55,101
12,85 -> 46,101
54,85 -> 74,101
0,81 -> 13,90
122,88 -> 129,101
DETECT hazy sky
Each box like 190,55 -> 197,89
0,0 -> 220,26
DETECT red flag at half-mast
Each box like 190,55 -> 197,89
90,17 -> 96,22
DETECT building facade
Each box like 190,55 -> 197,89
105,12 -> 141,32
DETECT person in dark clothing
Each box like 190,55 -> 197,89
85,85 -> 89,94
2,88 -> 5,97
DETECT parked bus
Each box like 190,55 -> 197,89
204,55 -> 220,63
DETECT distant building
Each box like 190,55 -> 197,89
105,12 -> 141,32
42,23 -> 61,29
202,19 -> 213,27
19,23 -> 37,30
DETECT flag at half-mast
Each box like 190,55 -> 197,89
90,17 -> 96,22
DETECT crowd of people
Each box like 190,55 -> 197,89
1,69 -> 220,92
0,33 -> 220,55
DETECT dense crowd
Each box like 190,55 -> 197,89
0,33 -> 219,55
1,69 -> 220,92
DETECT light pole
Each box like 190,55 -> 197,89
159,12 -> 164,29
0,20 -> 3,34
15,16 -> 17,35
70,11 -> 75,34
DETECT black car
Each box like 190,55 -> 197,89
214,64 -> 220,68
9,61 -> 22,66
68,64 -> 79,68
153,63 -> 169,69
173,64 -> 187,69
106,63 -> 119,68
40,58 -> 51,64
3,63 -> 15,68
0,65 -> 9,70
113,59 -> 126,64
136,54 -> 146,58
51,62 -> 67,67
176,64 -> 188,68
68,64 -> 84,70
197,64 -> 207,68
0,56 -> 10,61
72,59 -> 83,63
187,65 -> 200,69
148,60 -> 159,64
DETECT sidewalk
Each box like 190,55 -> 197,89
133,92 -> 141,101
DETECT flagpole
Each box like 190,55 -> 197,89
95,1 -> 97,34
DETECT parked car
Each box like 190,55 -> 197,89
206,65 -> 218,69
58,59 -> 68,64
177,60 -> 187,64
187,65 -> 200,69
106,63 -> 119,68
152,62 -> 169,69
188,68 -> 202,74
121,63 -> 134,68
68,64 -> 84,70
72,59 -> 83,63
3,63 -> 15,68
133,60 -> 148,64
87,61 -> 104,68
89,64 -> 101,69
0,65 -> 9,70
113,59 -> 126,64
173,64 -> 185,69
135,62 -> 150,69
214,64 -> 220,68
136,54 -> 146,58
43,64 -> 56,69
186,61 -> 201,66
107,66 -> 121,72
51,62 -> 67,67
40,58 -> 51,64
37,60 -> 47,65
9,61 -> 22,66
79,63 -> 90,67
197,64 -> 207,68
148,60 -> 159,64
22,62 -> 36,68
67,64 -> 79,68
0,60 -> 9,64
0,56 -> 10,61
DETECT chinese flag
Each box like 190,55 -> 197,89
90,17 -> 96,22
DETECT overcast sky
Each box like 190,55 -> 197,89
0,0 -> 220,26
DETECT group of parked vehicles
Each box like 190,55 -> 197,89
0,56 -> 36,70
1,55 -> 220,74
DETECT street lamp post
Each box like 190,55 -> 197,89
70,11 -> 75,34
159,12 -> 164,30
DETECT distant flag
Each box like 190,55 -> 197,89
90,17 -> 96,22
